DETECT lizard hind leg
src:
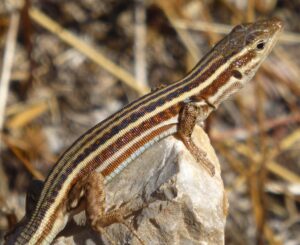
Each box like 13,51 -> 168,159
84,172 -> 145,245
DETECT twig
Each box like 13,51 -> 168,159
20,0 -> 34,95
246,0 -> 255,22
2,135 -> 44,180
0,11 -> 20,138
211,112 -> 300,141
222,140 -> 300,184
134,0 -> 147,87
173,19 -> 300,44
156,1 -> 202,63
29,7 -> 149,96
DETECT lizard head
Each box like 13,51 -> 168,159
194,18 -> 283,108
223,17 -> 284,80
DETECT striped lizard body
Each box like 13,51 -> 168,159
5,18 -> 282,244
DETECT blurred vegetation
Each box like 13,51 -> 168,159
0,0 -> 299,244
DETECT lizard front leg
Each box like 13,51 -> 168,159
84,172 -> 145,245
177,102 -> 215,176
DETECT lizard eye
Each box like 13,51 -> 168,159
256,40 -> 265,50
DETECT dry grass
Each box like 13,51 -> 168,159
0,0 -> 299,244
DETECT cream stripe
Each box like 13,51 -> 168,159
209,55 -> 261,105
44,55 -> 224,183
37,119 -> 178,243
29,45 -> 250,243
105,125 -> 177,183
30,54 -> 224,221
96,116 -> 178,174
31,54 -> 225,222
209,76 -> 242,105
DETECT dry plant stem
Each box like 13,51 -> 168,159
248,173 -> 264,245
134,0 -> 147,87
215,142 -> 245,175
2,135 -> 44,180
255,76 -> 268,244
5,99 -> 49,130
263,65 -> 300,98
156,1 -> 202,63
267,161 -> 300,184
235,96 -> 257,161
264,226 -> 283,245
20,0 -> 34,94
238,92 -> 269,245
246,0 -> 256,22
174,19 -> 232,35
197,2 -> 220,44
217,117 -> 300,193
29,8 -> 149,96
0,12 -> 20,139
211,112 -> 300,141
219,0 -> 244,22
0,12 -> 19,200
174,20 -> 300,44
221,140 -> 300,185
271,128 -> 300,156
262,69 -> 299,116
263,50 -> 300,96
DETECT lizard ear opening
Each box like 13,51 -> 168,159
232,70 -> 243,79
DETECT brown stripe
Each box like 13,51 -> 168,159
19,51 -> 224,240
36,201 -> 66,244
45,55 -> 226,182
19,38 -> 241,242
47,54 -> 225,177
29,55 -> 226,223
35,105 -> 180,242
101,123 -> 176,177
33,52 -> 250,241
24,101 -> 182,239
191,51 -> 256,101
78,104 -> 181,178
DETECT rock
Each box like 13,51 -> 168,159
54,126 -> 228,245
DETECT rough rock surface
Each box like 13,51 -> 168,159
54,126 -> 228,245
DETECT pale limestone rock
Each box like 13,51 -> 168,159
54,126 -> 228,245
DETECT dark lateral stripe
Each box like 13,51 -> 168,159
48,54 -> 225,169
29,104 -> 180,238
69,57 -> 226,168
20,52 -> 229,238
34,107 -> 180,243
49,54 -> 221,165
26,54 -> 227,231
101,123 -> 176,177
76,104 -> 180,179
20,48 -> 244,240
192,51 -> 256,100
31,55 -> 226,215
